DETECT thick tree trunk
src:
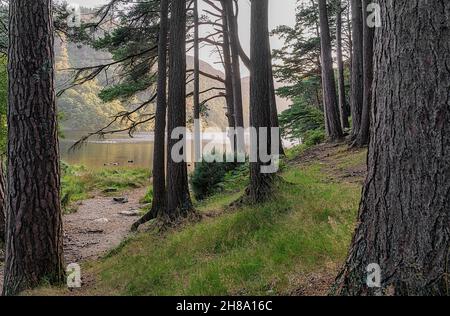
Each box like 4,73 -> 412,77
131,0 -> 169,231
352,0 -> 374,147
349,0 -> 363,139
318,0 -> 343,141
224,0 -> 245,152
336,0 -> 350,129
333,0 -> 450,296
166,0 -> 194,220
249,0 -> 274,203
0,160 -> 5,243
3,0 -> 65,296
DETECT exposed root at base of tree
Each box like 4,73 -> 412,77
131,206 -> 202,233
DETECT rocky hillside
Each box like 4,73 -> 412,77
54,10 -> 290,131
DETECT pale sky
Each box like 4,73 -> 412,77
68,0 -> 297,76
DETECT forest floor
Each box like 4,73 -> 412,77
10,142 -> 368,296
0,173 -> 150,291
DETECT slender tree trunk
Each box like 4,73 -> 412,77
268,48 -> 285,156
333,0 -> 450,296
336,0 -> 350,129
0,160 -> 5,243
349,0 -> 363,139
224,0 -> 244,152
166,0 -> 194,221
318,0 -> 343,141
220,1 -> 236,145
3,0 -> 65,296
249,0 -> 274,203
193,0 -> 201,162
352,0 -> 374,147
131,0 -> 169,231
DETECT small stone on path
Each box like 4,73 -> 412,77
119,210 -> 141,217
93,217 -> 109,224
113,197 -> 128,204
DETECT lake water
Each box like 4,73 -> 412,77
59,131 -> 156,169
60,130 -> 298,170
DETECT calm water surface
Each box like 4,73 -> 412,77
60,131 -> 156,169
60,130 -> 296,170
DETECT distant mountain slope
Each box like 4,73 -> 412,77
55,35 -> 291,131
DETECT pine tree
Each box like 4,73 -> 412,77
3,0 -> 65,295
333,0 -> 450,295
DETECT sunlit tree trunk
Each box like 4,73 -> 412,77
3,0 -> 65,296
333,0 -> 450,295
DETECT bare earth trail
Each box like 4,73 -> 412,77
0,187 -> 147,290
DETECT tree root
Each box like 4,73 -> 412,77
131,205 -> 202,233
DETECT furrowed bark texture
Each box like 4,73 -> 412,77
3,0 -> 65,296
166,0 -> 193,220
249,0 -> 274,203
333,0 -> 450,296
318,0 -> 343,141
349,0 -> 364,138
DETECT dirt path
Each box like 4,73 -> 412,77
0,187 -> 147,290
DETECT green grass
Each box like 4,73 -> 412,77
335,149 -> 367,169
29,145 -> 365,296
80,153 -> 361,296
61,162 -> 150,213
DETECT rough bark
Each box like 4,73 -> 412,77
352,0 -> 374,147
349,0 -> 363,138
166,0 -> 194,220
131,0 -> 169,231
333,0 -> 450,296
3,0 -> 65,296
249,0 -> 274,203
220,1 -> 236,142
0,160 -> 5,243
318,0 -> 343,141
336,0 -> 350,129
223,0 -> 244,152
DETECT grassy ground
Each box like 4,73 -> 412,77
61,163 -> 150,213
31,143 -> 367,296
